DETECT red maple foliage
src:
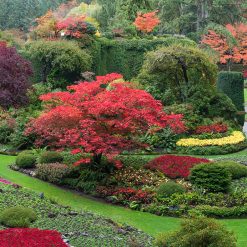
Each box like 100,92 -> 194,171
195,123 -> 228,134
0,228 -> 67,247
134,11 -> 160,33
145,155 -> 210,179
26,73 -> 185,166
201,23 -> 247,66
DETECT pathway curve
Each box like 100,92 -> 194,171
0,155 -> 247,246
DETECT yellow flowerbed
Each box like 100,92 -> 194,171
177,131 -> 246,147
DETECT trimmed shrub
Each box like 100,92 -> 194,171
39,151 -> 63,164
154,217 -> 237,247
16,151 -> 37,169
190,163 -> 232,192
91,37 -> 196,80
0,207 -> 36,228
216,161 -> 247,179
217,71 -> 245,125
36,163 -> 71,184
25,40 -> 92,88
145,155 -> 210,179
157,182 -> 185,198
117,155 -> 153,169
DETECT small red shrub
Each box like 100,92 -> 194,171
195,123 -> 228,134
145,155 -> 210,179
0,228 -> 68,247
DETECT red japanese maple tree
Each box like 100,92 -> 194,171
201,23 -> 247,68
26,73 -> 185,166
134,11 -> 160,33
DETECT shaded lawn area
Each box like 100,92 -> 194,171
0,154 -> 247,246
245,88 -> 247,103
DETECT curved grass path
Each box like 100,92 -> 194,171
0,155 -> 247,246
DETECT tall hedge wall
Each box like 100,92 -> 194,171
217,71 -> 245,126
90,37 -> 196,80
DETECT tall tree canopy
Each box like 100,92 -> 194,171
0,0 -> 69,30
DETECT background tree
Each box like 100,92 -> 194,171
201,23 -> 247,70
0,42 -> 32,108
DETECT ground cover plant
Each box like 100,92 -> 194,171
0,182 -> 153,247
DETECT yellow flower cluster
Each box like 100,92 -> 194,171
177,131 -> 246,147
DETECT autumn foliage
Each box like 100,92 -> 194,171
202,23 -> 247,66
134,11 -> 160,33
26,73 -> 185,166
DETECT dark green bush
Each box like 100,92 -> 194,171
25,40 -> 92,88
117,155 -> 153,169
39,151 -> 63,164
154,217 -> 237,247
16,151 -> 37,168
157,182 -> 185,198
216,161 -> 247,179
91,37 -> 196,80
217,71 -> 245,125
190,163 -> 232,192
36,163 -> 71,184
0,207 -> 36,228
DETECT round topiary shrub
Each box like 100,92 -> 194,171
0,207 -> 37,228
16,151 -> 37,169
189,163 -> 232,192
157,182 -> 185,198
39,151 -> 63,164
155,217 -> 237,247
215,160 -> 247,179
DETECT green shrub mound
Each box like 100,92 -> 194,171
117,155 -> 153,169
36,163 -> 71,184
39,151 -> 63,164
189,163 -> 232,192
216,161 -> 247,179
157,182 -> 185,198
16,151 -> 37,169
0,207 -> 37,228
217,71 -> 245,126
154,217 -> 237,247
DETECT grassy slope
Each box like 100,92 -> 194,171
1,155 -> 247,246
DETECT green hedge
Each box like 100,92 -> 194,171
90,37 -> 196,80
217,71 -> 245,125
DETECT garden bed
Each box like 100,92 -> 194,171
0,182 -> 153,247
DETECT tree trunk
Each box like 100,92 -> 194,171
93,153 -> 102,166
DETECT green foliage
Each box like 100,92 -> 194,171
0,0 -> 68,31
157,182 -> 185,198
154,217 -> 237,247
0,207 -> 36,228
217,71 -> 245,126
190,163 -> 232,192
16,151 -> 37,169
39,151 -> 63,164
36,163 -> 71,184
177,141 -> 247,156
25,40 -> 92,88
138,44 -> 218,105
91,37 -> 196,80
215,161 -> 247,180
117,155 -> 153,169
142,127 -> 178,152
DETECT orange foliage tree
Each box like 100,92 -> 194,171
134,11 -> 160,33
201,23 -> 247,69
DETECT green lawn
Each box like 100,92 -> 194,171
0,154 -> 247,246
245,88 -> 247,103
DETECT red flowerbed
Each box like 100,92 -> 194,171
0,228 -> 68,247
195,123 -> 228,134
243,70 -> 247,79
145,155 -> 210,178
